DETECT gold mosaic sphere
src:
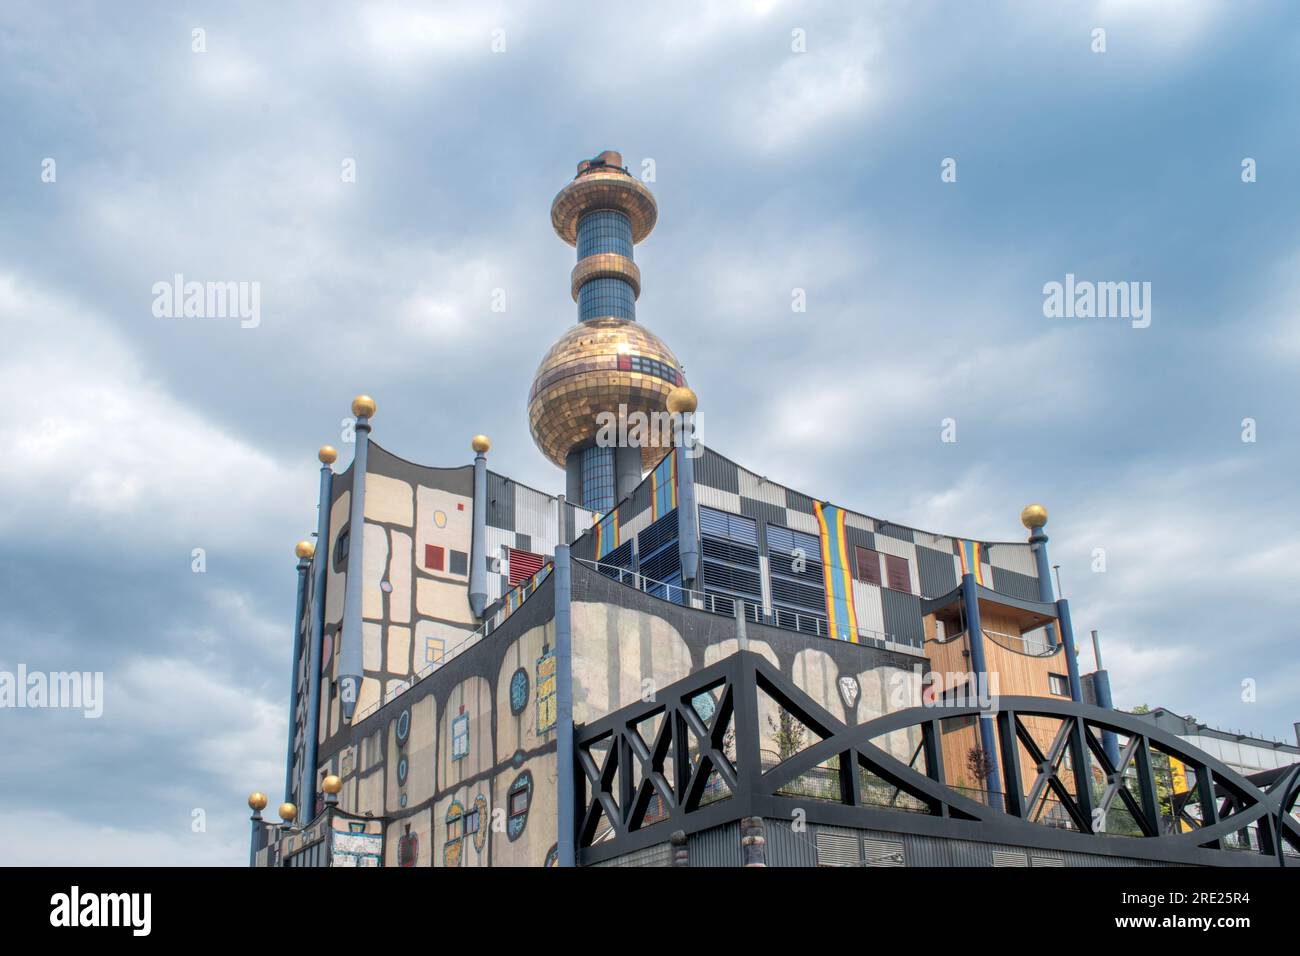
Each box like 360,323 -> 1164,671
278,802 -> 297,822
318,445 -> 338,464
1021,503 -> 1048,529
528,317 -> 685,472
248,791 -> 268,812
471,434 -> 491,454
295,540 -> 315,559
351,394 -> 376,418
322,774 -> 342,795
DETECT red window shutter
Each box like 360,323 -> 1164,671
855,546 -> 882,586
508,548 -> 544,586
617,354 -> 632,371
425,544 -> 445,572
884,554 -> 911,593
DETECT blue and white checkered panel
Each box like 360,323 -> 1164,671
484,526 -> 518,602
987,542 -> 1038,578
845,511 -> 874,533
852,580 -> 886,636
913,529 -> 954,553
738,467 -> 788,509
783,507 -> 819,535
513,484 -> 558,546
871,534 -> 921,595
697,483 -> 741,514
620,505 -> 654,543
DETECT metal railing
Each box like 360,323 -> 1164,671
575,557 -> 925,656
982,628 -> 1058,657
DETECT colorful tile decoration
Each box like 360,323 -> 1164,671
536,648 -> 557,734
814,501 -> 859,642
957,539 -> 984,584
652,451 -> 677,520
595,508 -> 619,559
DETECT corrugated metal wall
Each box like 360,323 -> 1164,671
657,820 -> 1182,868
688,821 -> 743,867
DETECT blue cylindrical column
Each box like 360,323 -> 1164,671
554,544 -> 576,866
960,572 -> 1003,810
1023,505 -> 1059,647
283,547 -> 311,804
1056,598 -> 1084,703
339,396 -> 375,724
575,209 -> 637,323
469,436 -> 490,618
300,450 -> 334,816
674,404 -> 700,587
247,795 -> 266,868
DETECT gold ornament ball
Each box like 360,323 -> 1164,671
351,395 -> 377,418
248,791 -> 268,812
278,802 -> 297,822
322,774 -> 342,795
295,540 -> 315,559
665,385 -> 698,415
471,434 -> 491,454
318,445 -> 338,464
1021,503 -> 1049,529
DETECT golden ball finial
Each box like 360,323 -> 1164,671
322,774 -> 342,795
666,385 -> 698,415
278,802 -> 297,823
295,540 -> 315,559
471,434 -> 491,454
351,395 -> 376,418
1021,504 -> 1048,529
248,791 -> 268,812
318,445 -> 338,464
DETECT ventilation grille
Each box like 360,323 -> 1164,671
815,827 -> 858,867
861,838 -> 905,867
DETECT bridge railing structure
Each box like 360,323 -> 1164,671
574,650 -> 1300,867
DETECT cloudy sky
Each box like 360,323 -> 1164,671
1,1 -> 1296,865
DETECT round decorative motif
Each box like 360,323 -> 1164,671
509,668 -> 529,715
381,580 -> 392,593
399,793 -> 408,808
396,755 -> 409,786
545,844 -> 559,867
473,794 -> 489,852
396,708 -> 411,746
434,510 -> 447,528
506,770 -> 533,842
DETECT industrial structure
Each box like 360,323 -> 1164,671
248,152 -> 1300,867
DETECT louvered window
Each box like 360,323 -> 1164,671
698,506 -> 761,620
507,548 -> 544,587
637,510 -> 683,603
766,522 -> 827,633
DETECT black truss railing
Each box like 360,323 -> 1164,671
573,650 -> 1300,867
